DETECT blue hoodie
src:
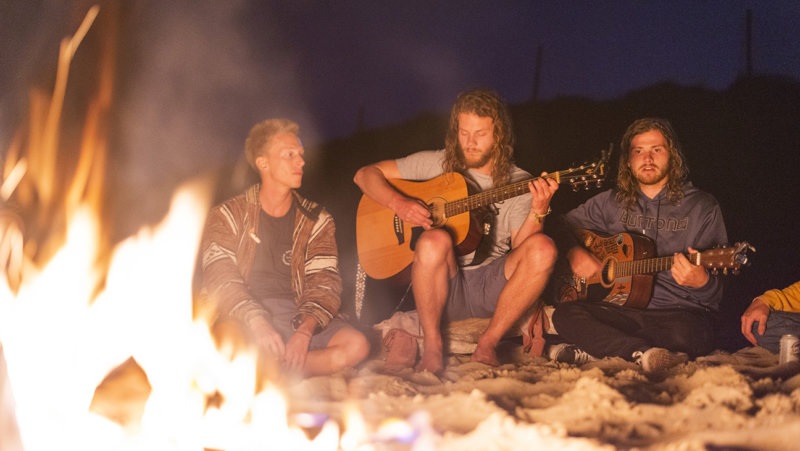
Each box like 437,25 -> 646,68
564,182 -> 727,311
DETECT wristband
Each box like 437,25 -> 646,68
292,313 -> 320,334
530,206 -> 552,224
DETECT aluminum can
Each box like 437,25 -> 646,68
779,334 -> 799,364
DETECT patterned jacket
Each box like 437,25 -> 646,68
199,184 -> 341,329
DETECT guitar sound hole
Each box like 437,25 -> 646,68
601,260 -> 615,285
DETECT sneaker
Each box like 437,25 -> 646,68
633,347 -> 688,374
548,343 -> 597,365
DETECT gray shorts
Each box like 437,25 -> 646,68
261,297 -> 350,351
442,255 -> 508,322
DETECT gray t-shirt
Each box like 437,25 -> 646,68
395,149 -> 532,268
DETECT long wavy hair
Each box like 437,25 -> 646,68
443,89 -> 514,186
616,118 -> 689,209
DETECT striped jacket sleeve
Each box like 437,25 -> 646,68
199,201 -> 270,326
294,207 -> 342,328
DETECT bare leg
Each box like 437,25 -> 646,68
304,327 -> 370,376
411,229 -> 457,373
471,233 -> 557,365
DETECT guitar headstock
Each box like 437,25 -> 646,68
699,242 -> 756,275
560,144 -> 613,192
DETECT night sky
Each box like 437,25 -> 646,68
1,0 -> 799,251
2,1 -> 799,149
1,0 -> 798,225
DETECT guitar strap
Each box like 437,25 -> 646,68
463,173 -> 497,267
467,205 -> 497,267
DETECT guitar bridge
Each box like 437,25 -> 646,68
393,215 -> 405,245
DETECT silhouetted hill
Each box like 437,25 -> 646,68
303,76 -> 800,351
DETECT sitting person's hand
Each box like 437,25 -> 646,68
741,297 -> 770,346
249,316 -> 285,359
671,248 -> 709,288
567,246 -> 601,279
283,331 -> 311,373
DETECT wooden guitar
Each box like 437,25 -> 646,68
356,151 -> 610,279
559,229 -> 755,308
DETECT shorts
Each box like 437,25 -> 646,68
442,255 -> 508,322
261,297 -> 350,351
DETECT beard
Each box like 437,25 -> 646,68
633,164 -> 668,187
459,145 -> 495,169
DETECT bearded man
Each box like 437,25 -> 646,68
354,89 -> 559,373
550,118 -> 727,375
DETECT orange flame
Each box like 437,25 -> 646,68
0,5 -> 375,450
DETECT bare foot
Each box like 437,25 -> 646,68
470,343 -> 500,366
416,347 -> 443,374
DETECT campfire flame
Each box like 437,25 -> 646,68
0,6 -> 381,451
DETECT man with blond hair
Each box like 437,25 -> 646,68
201,119 -> 369,376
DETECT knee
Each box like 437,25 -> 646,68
338,328 -> 371,368
413,229 -> 453,267
518,233 -> 557,271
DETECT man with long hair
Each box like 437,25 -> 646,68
354,89 -> 559,373
550,118 -> 727,375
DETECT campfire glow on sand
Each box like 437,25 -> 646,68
0,4 -> 614,449
16,5 -> 796,451
0,6 -> 378,450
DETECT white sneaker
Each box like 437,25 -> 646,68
633,347 -> 688,374
548,343 -> 597,365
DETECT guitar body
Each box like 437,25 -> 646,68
356,173 -> 483,279
561,229 -> 754,309
570,229 -> 656,308
355,150 -> 612,279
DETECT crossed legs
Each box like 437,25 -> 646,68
304,326 -> 371,376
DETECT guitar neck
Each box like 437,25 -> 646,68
617,253 -> 700,277
444,172 -> 562,217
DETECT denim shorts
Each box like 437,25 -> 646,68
442,255 -> 508,322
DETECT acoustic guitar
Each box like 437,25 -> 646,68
356,151 -> 610,279
559,228 -> 754,308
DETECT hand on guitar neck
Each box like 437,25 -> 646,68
671,247 -> 710,288
561,229 -> 754,308
568,245 -> 710,288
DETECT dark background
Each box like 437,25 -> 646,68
2,1 -> 799,351
305,77 -> 800,352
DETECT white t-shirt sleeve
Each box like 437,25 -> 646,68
395,150 -> 446,180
